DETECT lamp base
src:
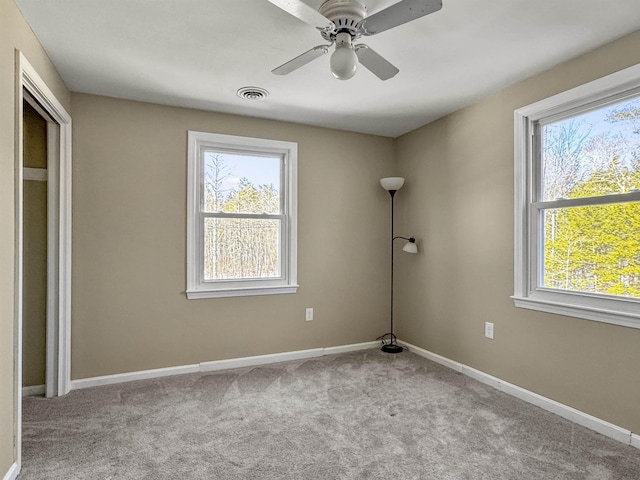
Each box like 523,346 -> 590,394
381,344 -> 403,354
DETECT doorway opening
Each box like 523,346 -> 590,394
15,51 -> 72,471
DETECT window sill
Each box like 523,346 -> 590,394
512,294 -> 640,330
186,285 -> 299,299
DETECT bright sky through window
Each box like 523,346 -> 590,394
205,152 -> 281,196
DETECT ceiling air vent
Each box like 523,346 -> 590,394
236,86 -> 269,100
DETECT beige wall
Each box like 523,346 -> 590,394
70,93 -> 394,379
395,29 -> 640,433
22,179 -> 47,387
0,0 -> 70,474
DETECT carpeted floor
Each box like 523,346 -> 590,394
20,348 -> 640,479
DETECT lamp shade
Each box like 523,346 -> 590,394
380,177 -> 405,191
402,241 -> 418,254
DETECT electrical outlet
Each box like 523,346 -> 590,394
485,322 -> 494,339
305,308 -> 313,321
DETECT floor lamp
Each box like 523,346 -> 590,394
379,177 -> 418,354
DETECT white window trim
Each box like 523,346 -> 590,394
186,131 -> 298,299
513,62 -> 640,329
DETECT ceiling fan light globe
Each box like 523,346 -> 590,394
330,46 -> 358,80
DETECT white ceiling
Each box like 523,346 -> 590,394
15,0 -> 640,138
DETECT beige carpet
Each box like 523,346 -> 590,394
20,348 -> 640,479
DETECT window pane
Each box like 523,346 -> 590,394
203,151 -> 281,214
541,97 -> 640,201
542,203 -> 640,298
204,218 -> 281,281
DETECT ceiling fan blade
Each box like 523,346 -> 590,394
272,45 -> 331,75
354,44 -> 399,80
266,0 -> 334,29
357,0 -> 443,36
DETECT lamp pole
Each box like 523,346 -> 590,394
382,188 -> 403,354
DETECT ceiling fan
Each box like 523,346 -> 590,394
268,0 -> 443,80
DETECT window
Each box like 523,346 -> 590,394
514,64 -> 640,329
186,131 -> 297,298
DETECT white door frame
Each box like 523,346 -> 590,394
14,50 -> 72,470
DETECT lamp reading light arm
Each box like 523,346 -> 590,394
393,236 -> 415,243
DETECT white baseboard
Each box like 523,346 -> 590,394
399,340 -> 639,450
22,384 -> 45,397
71,341 -> 380,390
71,364 -> 200,390
3,463 -> 19,480
324,341 -> 380,355
198,348 -> 324,372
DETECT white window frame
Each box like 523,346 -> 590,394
513,63 -> 640,329
186,131 -> 298,299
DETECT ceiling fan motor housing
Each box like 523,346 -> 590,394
319,0 -> 367,41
